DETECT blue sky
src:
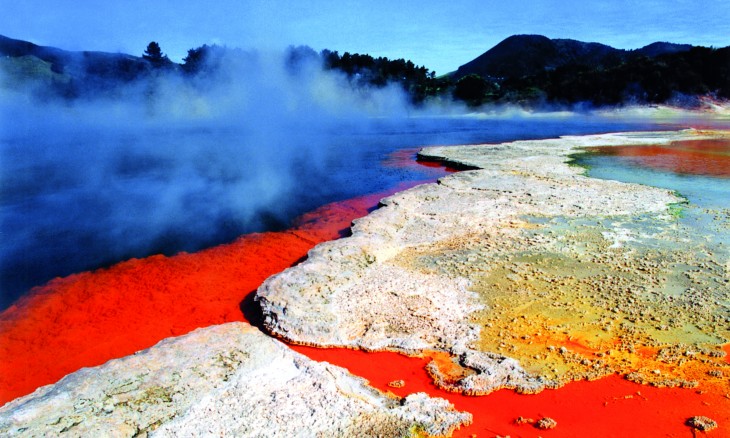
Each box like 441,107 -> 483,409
3,1 -> 729,74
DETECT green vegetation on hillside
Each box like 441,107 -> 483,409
448,35 -> 730,107
318,49 -> 444,103
1,34 -> 728,108
496,46 -> 730,106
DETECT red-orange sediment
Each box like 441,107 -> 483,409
0,232 -> 309,404
292,345 -> 730,437
383,147 -> 461,173
0,179 -> 428,405
589,139 -> 730,178
1,153 -> 728,437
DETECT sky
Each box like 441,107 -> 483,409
2,0 -> 730,75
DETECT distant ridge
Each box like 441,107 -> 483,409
2,33 -> 727,107
636,41 -> 694,58
453,34 -> 693,80
0,34 -> 145,74
0,34 -> 156,91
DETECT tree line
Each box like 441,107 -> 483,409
175,41 -> 730,108
449,46 -> 730,107
14,38 -> 728,108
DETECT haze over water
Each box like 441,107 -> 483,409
2,112 -> 729,309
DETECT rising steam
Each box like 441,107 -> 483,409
0,48 -> 419,306
2,44 -> 724,308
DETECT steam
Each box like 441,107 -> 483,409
2,46 -> 727,308
0,48 -> 420,305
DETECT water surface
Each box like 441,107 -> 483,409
1,115 -> 726,308
577,139 -> 730,246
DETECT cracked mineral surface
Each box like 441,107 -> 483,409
257,130 -> 730,396
0,322 -> 470,437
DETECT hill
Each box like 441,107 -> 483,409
636,41 -> 693,58
450,35 -> 729,107
0,35 -> 166,97
0,35 -> 440,103
452,34 -> 693,81
2,34 -> 727,108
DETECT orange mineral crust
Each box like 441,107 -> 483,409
0,181 -> 429,405
292,345 -> 730,437
0,232 -> 311,405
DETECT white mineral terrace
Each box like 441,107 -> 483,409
257,129 -> 730,394
2,129 -> 728,436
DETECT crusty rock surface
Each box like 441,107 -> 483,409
536,416 -> 558,430
0,322 -> 470,437
257,130 -> 729,395
686,415 -> 718,432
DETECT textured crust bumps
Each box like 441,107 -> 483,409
0,322 -> 470,437
686,416 -> 718,432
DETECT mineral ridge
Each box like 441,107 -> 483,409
0,322 -> 469,437
257,130 -> 730,394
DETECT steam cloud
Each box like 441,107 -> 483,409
0,49 -> 422,306
1,46 -> 718,308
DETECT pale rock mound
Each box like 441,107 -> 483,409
0,322 -> 470,437
257,130 -> 720,395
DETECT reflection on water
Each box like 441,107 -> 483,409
586,139 -> 730,178
578,139 -> 730,209
576,140 -> 730,268
576,138 -> 730,259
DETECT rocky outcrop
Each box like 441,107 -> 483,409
0,322 -> 470,437
257,130 -> 730,395
686,416 -> 718,432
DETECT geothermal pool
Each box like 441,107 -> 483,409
2,119 -> 730,436
0,114 -> 709,309
289,134 -> 730,437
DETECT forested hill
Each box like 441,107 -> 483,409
452,34 -> 693,80
450,34 -> 729,107
0,35 -> 153,86
2,34 -> 728,108
0,35 -> 442,103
